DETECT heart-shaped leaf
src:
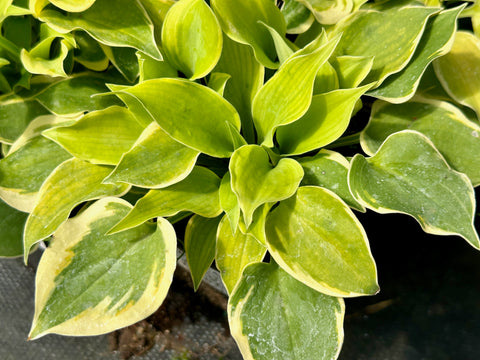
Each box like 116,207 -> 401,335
118,78 -> 243,158
216,215 -> 266,295
29,197 -> 176,339
109,166 -> 221,233
162,0 -> 222,80
361,98 -> 480,186
230,145 -> 304,227
350,130 -> 480,249
266,186 -> 378,297
24,158 -> 130,259
105,122 -> 199,189
229,261 -> 345,360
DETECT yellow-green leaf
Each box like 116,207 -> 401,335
49,0 -> 96,12
216,215 -> 266,295
253,33 -> 341,146
266,186 -> 378,297
297,0 -> 353,24
109,166 -> 221,233
434,31 -> 480,118
162,0 -> 222,80
228,261 -> 344,360
29,197 -> 176,339
230,145 -> 304,227
23,158 -> 130,259
211,0 -> 285,68
118,78 -> 243,158
43,106 -> 145,165
105,122 -> 199,189
350,130 -> 480,249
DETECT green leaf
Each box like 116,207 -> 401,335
230,145 -> 304,227
260,21 -> 295,65
219,172 -> 240,233
185,214 -> 222,291
331,6 -> 439,87
214,35 -> 264,144
162,0 -> 222,80
297,0 -> 353,24
118,78 -> 243,158
0,95 -> 49,143
73,31 -> 109,72
331,55 -> 374,88
137,51 -> 177,82
277,85 -> 371,155
368,6 -> 463,103
109,166 -> 221,233
100,46 -> 139,83
228,261 -> 344,360
361,98 -> 480,186
43,106 -> 144,165
298,149 -> 364,211
29,197 -> 176,339
207,72 -> 230,95
0,136 -> 72,212
139,0 -> 175,43
39,0 -> 162,60
313,60 -> 339,94
211,0 -> 286,68
23,158 -> 130,259
34,74 -> 122,116
350,130 -> 480,249
0,198 -> 28,257
105,122 -> 199,189
434,31 -> 480,118
49,0 -> 96,12
253,33 -> 341,146
216,215 -> 266,295
281,0 -> 315,34
266,186 -> 378,297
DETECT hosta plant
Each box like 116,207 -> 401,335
1,0 -> 480,358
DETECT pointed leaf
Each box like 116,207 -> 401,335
368,6 -> 463,103
350,130 -> 480,249
109,166 -> 221,233
266,186 -> 378,297
253,34 -> 341,146
162,0 -> 222,80
119,78 -> 242,158
34,74 -> 122,116
29,197 -> 176,339
361,98 -> 480,186
0,198 -> 28,257
214,35 -> 264,144
24,158 -> 130,258
230,145 -> 304,227
216,216 -> 266,295
434,31 -> 480,118
331,6 -> 439,87
277,85 -> 371,155
298,149 -> 364,211
105,122 -> 199,189
211,0 -> 285,68
261,21 -> 295,65
39,0 -> 162,60
229,262 -> 344,360
43,106 -> 144,165
313,60 -> 339,94
185,214 -> 222,291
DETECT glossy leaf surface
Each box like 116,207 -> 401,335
350,130 -> 479,249
229,261 -> 345,360
266,186 -> 378,297
29,197 -> 176,338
